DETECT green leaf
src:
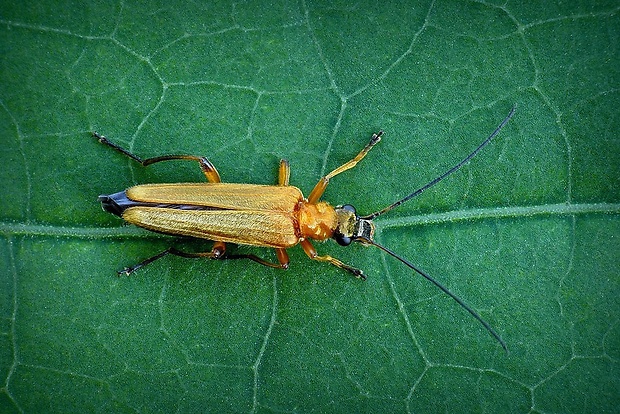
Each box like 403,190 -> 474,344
1,1 -> 618,412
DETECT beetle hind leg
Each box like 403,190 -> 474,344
117,242 -> 230,276
116,246 -> 223,276
115,243 -> 290,275
225,248 -> 290,270
91,132 -> 222,183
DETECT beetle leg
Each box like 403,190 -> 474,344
195,157 -> 221,183
300,239 -> 366,280
307,131 -> 383,203
117,246 -> 223,276
275,248 -> 290,267
211,241 -> 226,257
278,160 -> 290,186
224,248 -> 289,269
91,132 -> 222,183
119,244 -> 288,275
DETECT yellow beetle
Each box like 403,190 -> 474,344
93,105 -> 515,350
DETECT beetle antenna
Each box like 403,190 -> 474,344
361,237 -> 508,352
361,105 -> 516,220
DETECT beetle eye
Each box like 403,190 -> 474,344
335,232 -> 352,246
334,233 -> 353,246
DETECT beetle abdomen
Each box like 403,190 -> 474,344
99,191 -> 135,217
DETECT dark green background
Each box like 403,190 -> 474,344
1,1 -> 618,413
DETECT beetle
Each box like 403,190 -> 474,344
92,106 -> 515,350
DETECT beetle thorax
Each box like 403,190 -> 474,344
297,201 -> 337,241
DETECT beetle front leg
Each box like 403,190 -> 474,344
307,131 -> 383,204
300,240 -> 366,280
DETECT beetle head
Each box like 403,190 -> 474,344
333,204 -> 375,246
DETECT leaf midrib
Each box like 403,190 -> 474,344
1,202 -> 617,238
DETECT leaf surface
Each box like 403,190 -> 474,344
1,1 -> 618,412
